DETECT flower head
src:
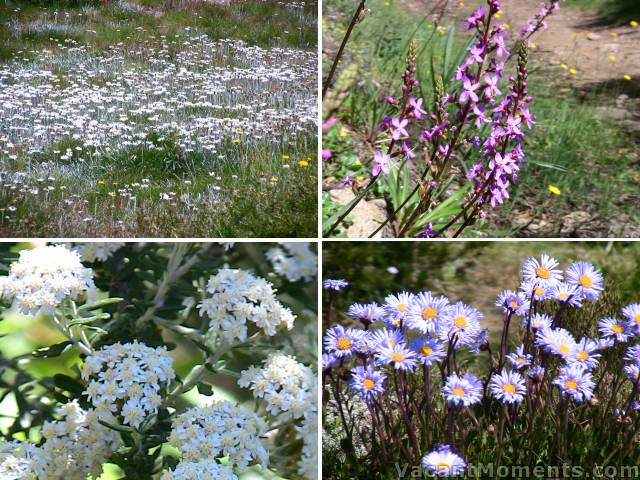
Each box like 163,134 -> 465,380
496,290 -> 529,316
323,279 -> 349,291
368,328 -> 405,352
522,254 -> 562,287
549,282 -> 583,307
535,327 -> 577,359
438,302 -> 483,348
443,373 -> 483,407
266,243 -> 317,282
624,364 -> 640,384
622,303 -> 640,334
405,292 -> 450,335
567,338 -> 601,370
489,370 -> 527,404
383,292 -> 415,327
422,445 -> 466,476
410,337 -> 447,366
506,344 -> 532,369
553,365 -> 595,402
324,325 -> 365,358
347,303 -> 384,326
376,343 -> 418,371
598,317 -> 631,342
372,150 -> 392,176
565,261 -> 604,301
522,313 -> 552,331
160,460 -> 237,480
348,365 -> 386,402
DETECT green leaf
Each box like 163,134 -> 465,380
53,374 -> 85,396
32,341 -> 73,358
68,313 -> 110,326
197,382 -> 213,396
322,183 -> 373,234
99,419 -> 135,433
78,297 -> 124,311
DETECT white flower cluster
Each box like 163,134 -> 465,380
266,243 -> 317,282
74,242 -> 124,262
168,400 -> 268,469
0,441 -> 35,480
32,401 -> 121,480
296,414 -> 318,479
238,353 -> 316,419
198,269 -> 296,343
161,459 -> 238,480
0,245 -> 95,316
81,341 -> 176,428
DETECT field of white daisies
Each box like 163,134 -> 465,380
0,242 -> 318,479
0,0 -> 317,237
322,242 -> 640,478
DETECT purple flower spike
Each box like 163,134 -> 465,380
460,78 -> 481,103
409,96 -> 427,119
390,117 -> 409,140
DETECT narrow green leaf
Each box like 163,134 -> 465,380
78,297 -> 124,311
32,341 -> 73,358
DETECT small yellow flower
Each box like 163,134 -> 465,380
502,22 -> 510,30
611,32 -> 618,38
630,20 -> 638,28
624,74 -> 632,81
569,67 -> 577,75
283,155 -> 289,159
233,139 -> 241,143
355,159 -> 362,166
530,42 -> 537,49
339,127 -> 348,138
609,55 -> 617,62
560,63 -> 568,70
384,1 -> 390,6
495,11 -> 502,19
271,177 -> 279,182
298,160 -> 309,167
548,185 -> 561,195
235,129 -> 243,134
356,175 -> 365,182
98,179 -> 105,185
437,26 -> 446,35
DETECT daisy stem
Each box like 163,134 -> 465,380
394,370 -> 421,462
497,311 -> 513,372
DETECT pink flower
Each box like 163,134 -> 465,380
391,117 -> 409,140
372,150 -> 391,176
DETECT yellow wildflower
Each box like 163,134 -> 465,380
560,63 -> 567,70
298,160 -> 309,167
630,20 -> 638,28
569,68 -> 577,75
624,74 -> 632,81
548,185 -> 561,195
609,55 -> 617,62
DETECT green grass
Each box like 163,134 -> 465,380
565,0 -> 640,24
322,0 -> 639,237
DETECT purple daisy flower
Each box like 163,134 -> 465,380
624,364 -> 640,385
535,327 -> 577,360
522,254 -> 563,287
324,325 -> 365,358
598,317 -> 631,342
553,364 -> 595,402
348,365 -> 386,402
438,302 -> 483,348
528,365 -> 545,382
519,279 -> 551,301
624,345 -> 640,365
368,328 -> 405,352
489,370 -> 527,404
404,292 -> 451,335
506,344 -> 532,369
565,261 -> 604,301
323,279 -> 349,291
422,445 -> 466,476
567,338 -> 601,370
549,282 -> 583,307
383,292 -> 415,327
622,303 -> 640,334
347,302 -> 384,326
322,353 -> 338,371
521,312 -> 552,331
376,343 -> 418,371
410,337 -> 446,366
496,290 -> 530,316
443,373 -> 483,407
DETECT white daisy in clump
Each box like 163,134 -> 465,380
522,254 -> 563,287
521,312 -> 552,331
624,345 -> 640,365
443,373 -> 482,407
32,401 -> 122,480
324,325 -> 365,357
238,353 -> 316,420
567,338 -> 601,370
347,302 -> 384,326
624,364 -> 640,384
367,328 -> 405,352
81,341 -> 175,428
0,441 -> 36,479
506,344 -> 532,369
383,292 -> 415,327
168,401 -> 268,469
489,370 -> 527,404
549,282 -> 583,307
535,327 -> 577,360
266,243 -> 317,282
598,317 -> 631,342
622,303 -> 640,334
422,444 -> 466,476
160,459 -> 237,480
405,292 -> 451,335
376,342 -> 418,371
198,269 -> 296,344
74,242 -> 124,262
0,245 -> 95,316
410,337 -> 447,366
438,302 -> 482,349
519,279 -> 551,301
496,290 -> 530,316
565,261 -> 604,301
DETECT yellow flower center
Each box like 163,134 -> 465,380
576,351 -> 588,361
559,293 -> 569,301
502,383 -> 516,394
337,337 -> 352,350
453,316 -> 468,328
391,352 -> 405,363
579,275 -> 593,288
559,344 -> 570,355
612,324 -> 624,334
363,378 -> 375,390
435,462 -> 452,471
397,303 -> 407,312
534,287 -> 545,296
536,266 -> 550,279
564,380 -> 578,390
452,387 -> 465,396
634,314 -> 640,324
388,339 -> 398,347
422,307 -> 438,320
509,300 -> 520,308
393,319 -> 401,327
421,347 -> 433,356
516,357 -> 526,364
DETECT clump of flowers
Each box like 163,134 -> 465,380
168,401 -> 268,469
198,268 -> 296,343
74,242 -> 125,262
323,252 -> 640,475
0,441 -> 35,479
160,459 -> 237,480
81,341 -> 176,428
0,245 -> 94,315
266,242 -> 318,282
238,353 -> 316,419
31,401 -> 122,479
